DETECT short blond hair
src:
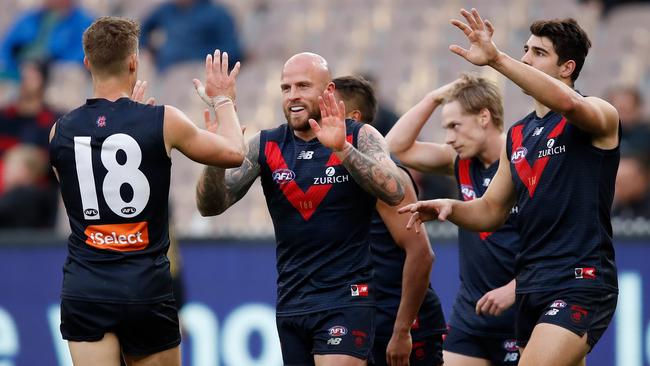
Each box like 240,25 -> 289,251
444,73 -> 504,130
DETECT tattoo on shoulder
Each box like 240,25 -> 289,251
342,126 -> 404,205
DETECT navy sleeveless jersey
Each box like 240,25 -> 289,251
370,167 -> 446,341
506,111 -> 619,293
449,156 -> 519,337
50,97 -> 172,303
259,119 -> 376,315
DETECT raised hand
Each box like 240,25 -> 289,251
308,91 -> 348,152
397,199 -> 453,233
193,49 -> 241,102
202,108 -> 218,134
131,80 -> 156,105
429,77 -> 464,104
449,8 -> 500,66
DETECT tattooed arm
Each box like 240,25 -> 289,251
309,91 -> 404,205
337,124 -> 405,206
196,132 -> 261,216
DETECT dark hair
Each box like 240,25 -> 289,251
19,60 -> 50,85
530,18 -> 591,83
332,75 -> 378,124
83,17 -> 140,77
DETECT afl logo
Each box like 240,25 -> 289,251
503,340 -> 518,352
510,147 -> 528,164
272,169 -> 296,184
461,185 -> 476,201
84,208 -> 99,217
328,326 -> 348,337
121,207 -> 137,215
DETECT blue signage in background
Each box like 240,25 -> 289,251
0,240 -> 648,365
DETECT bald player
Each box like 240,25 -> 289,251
195,53 -> 405,366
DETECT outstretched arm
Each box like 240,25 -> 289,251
165,50 -> 246,167
450,8 -> 619,147
309,91 -> 405,205
385,81 -> 459,175
196,132 -> 261,216
377,170 -> 433,366
399,144 -> 515,232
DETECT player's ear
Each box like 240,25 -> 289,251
128,53 -> 138,73
325,81 -> 335,93
479,108 -> 491,128
349,110 -> 362,122
83,56 -> 91,71
559,59 -> 576,82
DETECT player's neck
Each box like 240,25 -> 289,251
533,99 -> 552,119
92,76 -> 131,101
477,133 -> 504,168
293,129 -> 317,142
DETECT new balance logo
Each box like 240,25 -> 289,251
575,267 -> 596,279
297,151 -> 314,159
533,127 -> 544,136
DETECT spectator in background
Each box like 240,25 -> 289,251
0,0 -> 93,80
613,148 -> 650,219
580,0 -> 650,17
141,0 -> 244,73
0,61 -> 60,192
0,144 -> 57,228
606,86 -> 650,155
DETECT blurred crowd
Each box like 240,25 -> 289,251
0,0 -> 649,237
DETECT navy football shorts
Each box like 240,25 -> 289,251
372,333 -> 444,366
60,298 -> 181,356
444,326 -> 519,365
276,306 -> 375,365
515,287 -> 618,350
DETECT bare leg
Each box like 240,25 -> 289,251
315,354 -> 367,366
519,323 -> 589,366
123,345 -> 181,366
443,350 -> 492,366
68,332 -> 121,366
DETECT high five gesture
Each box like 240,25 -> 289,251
308,91 -> 348,152
450,8 -> 500,66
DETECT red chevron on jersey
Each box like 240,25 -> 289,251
265,135 -> 353,221
325,135 -> 354,166
458,159 -> 492,240
511,117 -> 567,197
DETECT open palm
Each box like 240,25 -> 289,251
450,8 -> 500,66
196,49 -> 241,101
308,91 -> 347,152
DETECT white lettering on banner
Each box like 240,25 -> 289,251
616,273 -> 642,366
180,303 -> 219,366
4,275 -> 650,366
222,303 -> 282,366
46,305 -> 72,366
0,307 -> 18,366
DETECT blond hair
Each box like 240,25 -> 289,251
444,73 -> 504,130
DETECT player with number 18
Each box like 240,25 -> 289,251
49,17 -> 245,365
